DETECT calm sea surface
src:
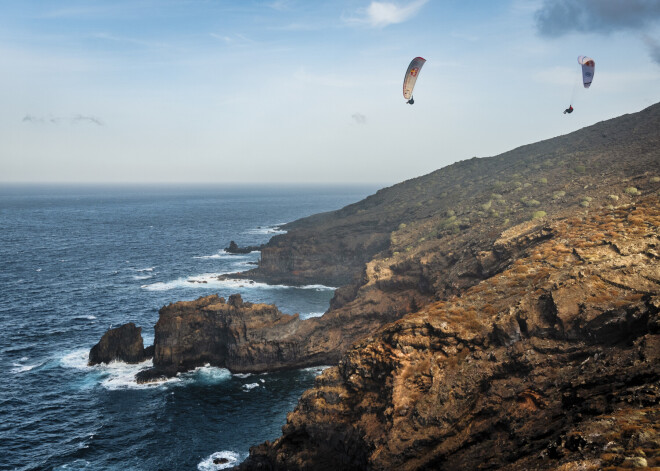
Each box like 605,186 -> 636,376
0,184 -> 378,471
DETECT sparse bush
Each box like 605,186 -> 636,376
523,182 -> 532,188
491,193 -> 503,200
531,211 -> 546,220
514,181 -> 523,188
580,200 -> 590,207
650,176 -> 660,183
523,198 -> 541,207
481,200 -> 492,211
581,196 -> 593,202
608,194 -> 619,201
624,187 -> 640,196
575,164 -> 586,173
552,191 -> 566,200
446,209 -> 455,217
539,177 -> 548,184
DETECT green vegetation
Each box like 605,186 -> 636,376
650,176 -> 660,183
531,211 -> 546,220
608,194 -> 619,201
539,177 -> 548,184
552,191 -> 566,200
624,187 -> 640,196
521,197 -> 541,207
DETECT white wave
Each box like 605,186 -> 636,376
60,349 -> 91,369
98,359 -> 170,390
136,267 -> 155,272
301,365 -> 332,376
244,224 -> 287,235
197,451 -> 242,471
36,268 -> 42,272
141,272 -> 232,291
300,311 -> 326,319
178,364 -> 231,385
11,360 -> 44,374
132,274 -> 153,280
73,315 -> 97,320
232,372 -> 252,378
58,349 -> 170,390
142,274 -> 335,292
298,284 -> 337,291
242,382 -> 260,391
194,249 -> 258,260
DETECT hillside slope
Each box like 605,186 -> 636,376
243,102 -> 660,294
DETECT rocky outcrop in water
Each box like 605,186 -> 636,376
225,240 -> 263,254
134,289 -> 416,382
88,322 -> 152,365
238,197 -> 660,470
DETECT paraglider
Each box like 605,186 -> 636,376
564,55 -> 595,115
403,57 -> 426,105
578,55 -> 595,88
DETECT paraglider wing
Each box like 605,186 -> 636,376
403,57 -> 426,100
578,55 -> 595,88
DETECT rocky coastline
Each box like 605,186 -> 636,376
89,103 -> 660,469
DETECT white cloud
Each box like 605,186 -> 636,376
22,114 -> 104,126
346,0 -> 428,28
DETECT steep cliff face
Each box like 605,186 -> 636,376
239,197 -> 660,470
242,103 -> 660,294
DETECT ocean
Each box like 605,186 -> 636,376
0,184 -> 378,471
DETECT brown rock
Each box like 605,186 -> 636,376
238,197 -> 660,470
88,323 -> 148,365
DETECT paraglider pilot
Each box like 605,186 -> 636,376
407,97 -> 414,105
564,105 -> 573,114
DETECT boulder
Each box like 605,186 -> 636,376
88,323 -> 149,365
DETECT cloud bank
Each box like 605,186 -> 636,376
535,0 -> 660,36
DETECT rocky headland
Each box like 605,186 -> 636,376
90,103 -> 660,469
240,196 -> 659,470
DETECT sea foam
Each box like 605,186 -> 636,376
244,224 -> 287,235
142,274 -> 336,292
197,451 -> 243,470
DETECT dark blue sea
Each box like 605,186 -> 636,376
0,184 -> 378,471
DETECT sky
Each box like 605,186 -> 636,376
1,0 -> 659,184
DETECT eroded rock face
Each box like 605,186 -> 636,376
134,289 -> 417,383
88,322 -> 150,365
238,198 -> 660,470
139,294 -> 302,378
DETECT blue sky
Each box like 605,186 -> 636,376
2,0 -> 659,184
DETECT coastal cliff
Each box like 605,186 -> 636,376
239,196 -> 660,470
